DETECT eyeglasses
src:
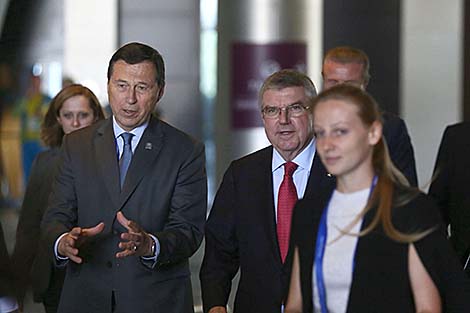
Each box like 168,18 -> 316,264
261,103 -> 310,119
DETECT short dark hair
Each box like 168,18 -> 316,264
107,42 -> 165,88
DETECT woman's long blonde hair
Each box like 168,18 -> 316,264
313,84 -> 428,243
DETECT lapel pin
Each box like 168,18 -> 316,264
327,173 -> 332,177
145,142 -> 153,150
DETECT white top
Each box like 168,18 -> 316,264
313,187 -> 369,313
272,139 -> 315,221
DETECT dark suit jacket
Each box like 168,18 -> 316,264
41,116 -> 207,313
382,112 -> 418,186
292,189 -> 470,312
12,148 -> 65,303
199,145 -> 336,313
429,122 -> 470,262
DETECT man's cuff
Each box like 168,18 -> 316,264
140,234 -> 160,269
54,233 -> 69,266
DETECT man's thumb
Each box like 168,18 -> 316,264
83,222 -> 105,237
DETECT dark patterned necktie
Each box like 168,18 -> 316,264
277,161 -> 298,263
119,132 -> 134,188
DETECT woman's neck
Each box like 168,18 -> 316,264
336,167 -> 375,194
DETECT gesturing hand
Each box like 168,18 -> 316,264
116,211 -> 154,258
57,222 -> 105,264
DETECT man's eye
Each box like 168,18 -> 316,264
290,104 -> 304,113
137,85 -> 148,92
265,107 -> 278,114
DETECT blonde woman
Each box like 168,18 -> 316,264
285,85 -> 470,313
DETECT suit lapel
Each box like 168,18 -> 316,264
95,119 -> 121,209
304,153 -> 336,200
118,117 -> 164,207
257,147 -> 282,264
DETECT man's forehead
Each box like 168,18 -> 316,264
323,60 -> 364,78
324,60 -> 363,71
111,60 -> 157,82
263,86 -> 306,99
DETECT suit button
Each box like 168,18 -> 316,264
113,230 -> 119,235
106,261 -> 112,268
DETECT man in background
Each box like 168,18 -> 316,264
322,46 -> 418,185
429,122 -> 470,266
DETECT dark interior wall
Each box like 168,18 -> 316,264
323,0 -> 401,115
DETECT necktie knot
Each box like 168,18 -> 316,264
284,161 -> 298,177
121,132 -> 134,147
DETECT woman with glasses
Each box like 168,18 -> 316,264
285,85 -> 470,313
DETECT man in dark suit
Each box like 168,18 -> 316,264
429,122 -> 470,264
200,70 -> 335,313
41,42 -> 207,313
322,46 -> 418,185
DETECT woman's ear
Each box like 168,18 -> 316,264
368,120 -> 382,145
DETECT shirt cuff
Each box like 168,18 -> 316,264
54,233 -> 70,265
140,234 -> 160,268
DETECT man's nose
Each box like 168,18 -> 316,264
127,87 -> 137,103
278,108 -> 290,124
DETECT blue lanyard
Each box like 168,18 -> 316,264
314,176 -> 377,313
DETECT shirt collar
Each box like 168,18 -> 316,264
272,138 -> 316,172
112,116 -> 149,140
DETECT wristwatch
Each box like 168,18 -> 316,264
146,237 -> 156,257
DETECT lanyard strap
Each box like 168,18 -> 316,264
314,175 -> 378,312
314,204 -> 329,313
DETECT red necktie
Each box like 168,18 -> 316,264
277,161 -> 298,263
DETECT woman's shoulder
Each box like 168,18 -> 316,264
31,147 -> 60,170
